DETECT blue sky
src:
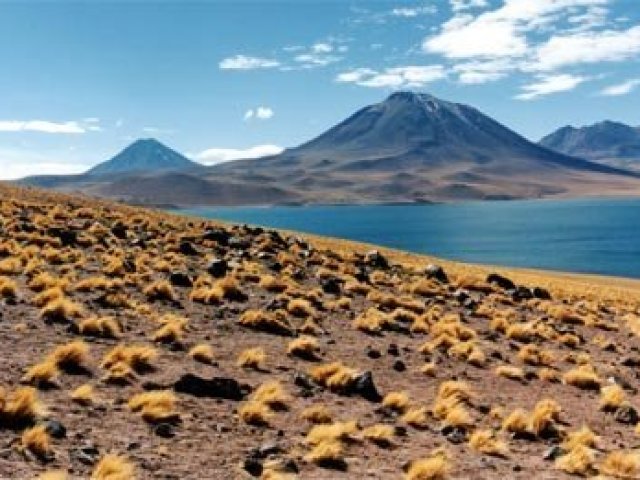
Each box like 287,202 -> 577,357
0,0 -> 639,178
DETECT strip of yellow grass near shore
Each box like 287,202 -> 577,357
5,183 -> 640,304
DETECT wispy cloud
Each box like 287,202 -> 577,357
600,78 -> 640,96
514,74 -> 588,100
391,6 -> 438,18
0,147 -> 91,179
142,126 -> 175,134
244,107 -> 274,121
0,120 -> 91,134
336,65 -> 446,89
450,0 -> 489,12
219,55 -> 280,70
195,144 -> 284,165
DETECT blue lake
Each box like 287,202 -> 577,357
175,198 -> 640,279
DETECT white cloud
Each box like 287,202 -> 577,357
294,53 -> 341,68
391,6 -> 437,17
529,25 -> 640,71
0,120 -> 87,134
142,126 -> 175,134
0,147 -> 90,179
195,144 -> 284,165
453,58 -> 514,84
450,0 -> 488,12
336,65 -> 446,88
514,73 -> 588,100
219,55 -> 280,70
600,78 -> 640,96
311,42 -> 333,53
424,0 -> 610,60
244,107 -> 274,121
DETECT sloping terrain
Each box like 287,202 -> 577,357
540,121 -> 640,172
0,184 -> 640,479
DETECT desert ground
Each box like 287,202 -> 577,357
0,183 -> 639,479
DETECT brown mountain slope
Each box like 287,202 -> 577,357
1,184 -> 640,479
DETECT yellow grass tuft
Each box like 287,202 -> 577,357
238,309 -> 293,336
251,381 -> 290,410
353,308 -> 393,334
468,429 -> 508,457
238,401 -> 272,426
143,279 -> 175,301
599,384 -> 626,411
402,406 -> 429,428
382,391 -> 410,413
304,439 -> 344,467
405,452 -> 450,480
71,384 -> 95,405
309,362 -> 356,392
91,454 -> 136,480
0,276 -> 17,298
1,386 -> 46,426
287,298 -> 315,318
599,450 -> 640,478
237,347 -> 266,370
301,405 -> 333,424
494,365 -> 525,381
78,316 -> 122,339
188,344 -> 214,364
21,424 -> 51,458
39,297 -> 83,323
362,424 -> 395,446
21,361 -> 59,386
287,336 -> 319,359
555,445 -> 595,476
562,425 -> 599,451
128,390 -> 179,424
306,420 -> 358,446
563,364 -> 601,390
101,344 -> 157,373
47,340 -> 90,370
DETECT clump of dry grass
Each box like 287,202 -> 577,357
563,364 -> 602,390
599,384 -> 626,411
143,279 -> 175,301
309,362 -> 357,393
301,405 -> 333,424
47,340 -> 90,371
258,274 -> 289,293
287,298 -> 315,318
0,386 -> 46,427
468,429 -> 508,457
21,424 -> 51,459
402,406 -> 429,429
0,276 -> 17,298
495,365 -> 525,381
39,297 -> 83,323
251,381 -> 290,411
306,420 -> 358,446
78,316 -> 122,339
152,314 -> 188,344
287,336 -> 319,360
562,425 -> 599,451
599,450 -> 640,478
304,439 -> 345,468
188,344 -> 214,364
382,391 -> 410,413
128,390 -> 179,424
353,308 -> 393,334
517,344 -> 555,366
101,344 -> 157,383
21,361 -> 59,387
237,347 -> 266,370
405,451 -> 450,480
555,445 -> 595,476
238,309 -> 293,336
238,401 -> 273,426
91,454 -> 136,480
71,384 -> 95,405
362,424 -> 395,446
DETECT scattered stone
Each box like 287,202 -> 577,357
320,277 -> 342,295
365,250 -> 389,269
203,228 -> 230,245
512,286 -> 534,301
179,241 -> 198,256
614,405 -> 639,425
387,344 -> 400,357
543,446 -> 565,461
45,420 -> 66,439
154,423 -> 176,438
392,360 -> 406,372
173,374 -> 247,400
243,457 -> 263,477
110,224 -> 127,239
366,347 -> 381,359
425,264 -> 448,283
169,272 -> 192,288
533,287 -> 552,300
350,371 -> 382,402
207,259 -> 228,278
487,273 -> 516,291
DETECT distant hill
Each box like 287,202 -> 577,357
87,138 -> 201,176
18,92 -> 640,205
540,121 -> 640,171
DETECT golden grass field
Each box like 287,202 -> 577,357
0,182 -> 639,479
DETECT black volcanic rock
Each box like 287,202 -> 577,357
87,138 -> 201,176
540,121 -> 640,168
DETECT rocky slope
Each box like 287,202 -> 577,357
0,184 -> 639,479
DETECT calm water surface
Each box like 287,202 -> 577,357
176,198 -> 640,279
